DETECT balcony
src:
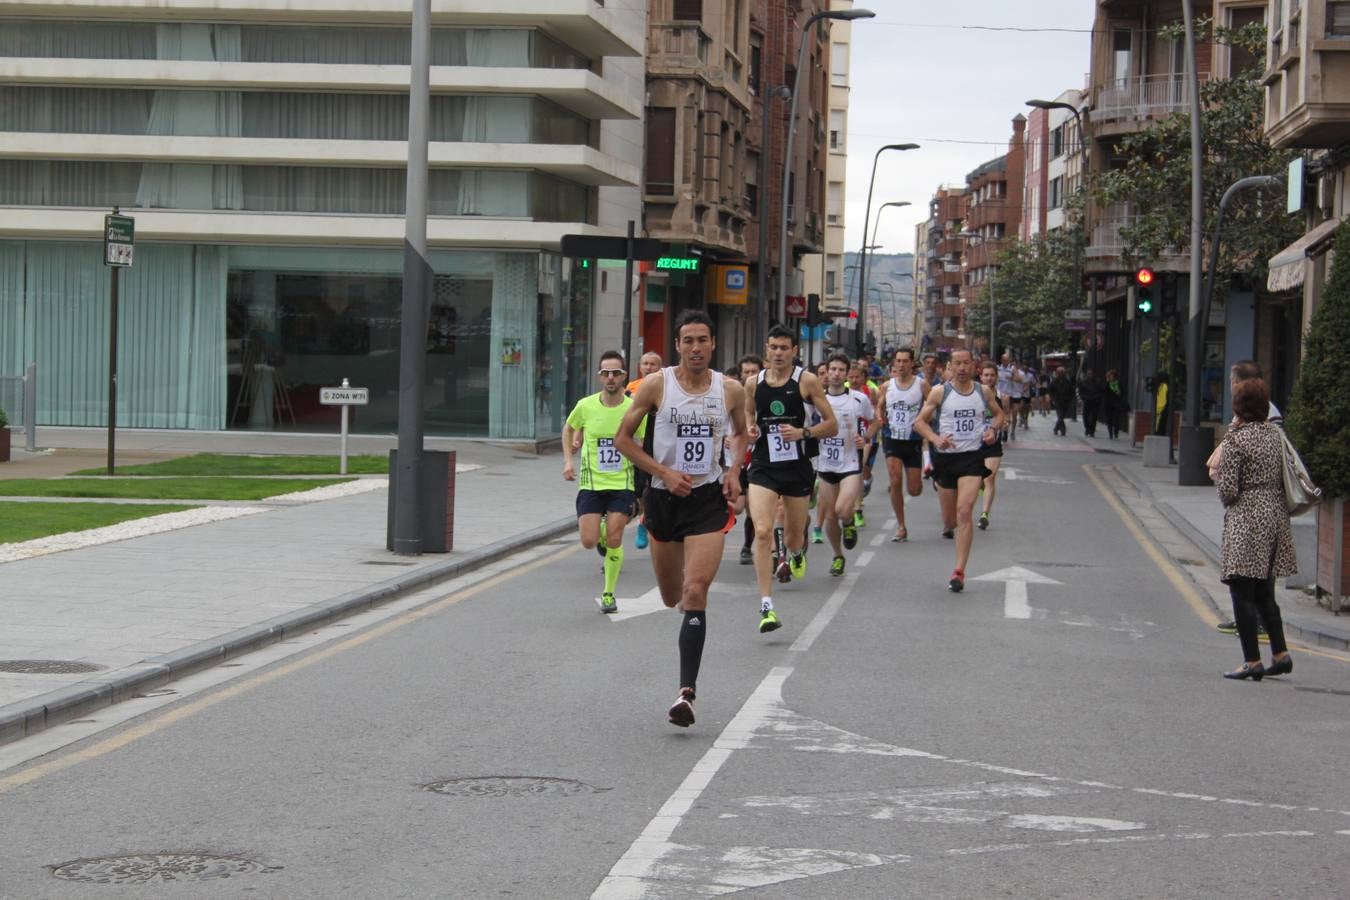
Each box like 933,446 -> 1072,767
1092,72 -> 1211,134
1265,15 -> 1350,148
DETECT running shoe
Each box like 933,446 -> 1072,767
635,522 -> 649,550
668,688 -> 696,727
978,512 -> 990,530
830,556 -> 845,577
598,592 -> 618,614
942,528 -> 955,539
948,569 -> 965,593
1216,620 -> 1237,634
812,526 -> 824,544
789,552 -> 807,580
863,476 -> 873,497
759,608 -> 782,633
740,546 -> 753,565
854,509 -> 866,528
842,524 -> 858,550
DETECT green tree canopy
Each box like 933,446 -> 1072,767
967,226 -> 1082,359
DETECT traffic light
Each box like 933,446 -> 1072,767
1135,267 -> 1156,315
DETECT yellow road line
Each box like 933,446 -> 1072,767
1084,465 -> 1350,665
1083,465 -> 1219,628
0,545 -> 578,795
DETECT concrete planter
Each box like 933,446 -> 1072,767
1315,497 -> 1350,609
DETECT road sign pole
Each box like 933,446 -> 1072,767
622,220 -> 635,366
340,378 -> 351,476
107,265 -> 118,475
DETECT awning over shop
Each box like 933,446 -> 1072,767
1267,217 -> 1341,293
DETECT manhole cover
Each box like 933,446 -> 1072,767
422,776 -> 607,798
50,852 -> 278,884
0,659 -> 105,674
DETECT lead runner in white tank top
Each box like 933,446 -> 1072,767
650,366 -> 727,490
937,383 -> 989,454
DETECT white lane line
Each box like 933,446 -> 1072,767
591,668 -> 792,899
855,551 -> 875,569
791,571 -> 862,653
869,532 -> 887,548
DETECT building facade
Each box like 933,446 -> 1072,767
0,1 -> 645,440
921,185 -> 969,355
962,116 -> 1025,357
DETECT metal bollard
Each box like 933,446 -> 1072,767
23,362 -> 36,452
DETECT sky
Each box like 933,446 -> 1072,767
844,2 -> 1098,257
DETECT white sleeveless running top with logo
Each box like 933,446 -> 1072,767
817,389 -> 871,474
996,364 -> 1015,396
937,382 -> 989,454
651,367 -> 727,490
884,375 -> 927,441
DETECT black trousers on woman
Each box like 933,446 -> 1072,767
1228,576 -> 1288,662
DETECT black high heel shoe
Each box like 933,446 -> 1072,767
1266,655 -> 1293,677
1223,662 -> 1265,681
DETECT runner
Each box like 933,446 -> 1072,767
615,311 -> 748,728
875,348 -> 927,542
745,325 -> 838,634
848,359 -> 881,527
735,354 -> 763,565
815,353 -> 873,576
562,350 -> 644,613
1018,363 -> 1035,430
977,360 -> 1006,531
625,351 -> 663,551
996,352 -> 1018,441
913,349 -> 1004,592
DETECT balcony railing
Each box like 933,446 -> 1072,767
1086,202 -> 1137,258
1093,72 -> 1211,125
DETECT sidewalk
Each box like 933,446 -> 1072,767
1062,425 -> 1350,652
0,433 -> 577,745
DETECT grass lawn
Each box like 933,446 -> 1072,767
0,502 -> 193,543
0,478 -> 351,501
72,453 -> 389,477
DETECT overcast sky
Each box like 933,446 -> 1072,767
844,2 -> 1097,257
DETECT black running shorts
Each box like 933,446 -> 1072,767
576,489 -> 637,518
817,470 -> 860,486
644,482 -> 734,543
982,440 -> 1004,459
931,449 -> 991,490
883,438 -> 923,469
747,461 -> 815,498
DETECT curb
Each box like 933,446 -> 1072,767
0,516 -> 575,747
1107,464 -> 1350,653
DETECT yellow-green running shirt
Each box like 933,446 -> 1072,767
566,393 -> 646,491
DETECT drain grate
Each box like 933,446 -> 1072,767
1177,558 -> 1207,567
0,659 -> 105,675
1025,561 -> 1095,570
422,776 -> 607,798
362,560 -> 417,566
50,852 -> 278,885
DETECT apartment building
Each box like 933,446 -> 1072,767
1255,0 -> 1347,407
962,117 -> 1025,357
801,0 -> 855,340
921,185 -> 969,355
912,218 -> 928,343
0,0 -> 645,440
1021,88 -> 1087,242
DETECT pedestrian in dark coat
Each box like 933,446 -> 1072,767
1103,369 -> 1129,439
1050,368 -> 1074,435
1078,368 -> 1103,437
1216,378 -> 1296,681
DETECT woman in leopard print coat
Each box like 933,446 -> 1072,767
1215,378 -> 1296,681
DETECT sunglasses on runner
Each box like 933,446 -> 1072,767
598,368 -> 626,377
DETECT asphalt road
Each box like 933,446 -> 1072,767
2,435 -> 1349,898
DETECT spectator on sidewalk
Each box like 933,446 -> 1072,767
1051,368 -> 1075,436
1078,368 -> 1103,437
1216,378 -> 1296,682
1103,369 -> 1129,440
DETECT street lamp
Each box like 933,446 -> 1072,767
779,8 -> 876,333
1026,97 -> 1092,370
870,201 -> 911,252
1178,0 -> 1208,486
855,145 -> 919,356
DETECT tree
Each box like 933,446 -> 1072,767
1094,19 -> 1300,286
966,226 -> 1082,358
1286,223 -> 1350,499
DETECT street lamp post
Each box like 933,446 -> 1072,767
854,145 -> 918,357
1177,0 -> 1209,486
779,8 -> 876,336
756,84 -> 792,350
871,201 -> 911,252
1026,97 -> 1092,370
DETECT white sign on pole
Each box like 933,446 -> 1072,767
320,387 -> 369,406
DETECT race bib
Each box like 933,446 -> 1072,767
889,402 -> 912,436
767,423 -> 799,463
818,436 -> 849,472
676,424 -> 713,474
595,437 -> 622,472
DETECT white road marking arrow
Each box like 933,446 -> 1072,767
605,583 -> 756,622
1001,466 -> 1072,484
971,566 -> 1062,620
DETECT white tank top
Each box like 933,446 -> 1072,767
937,382 -> 989,454
884,376 -> 926,441
817,389 -> 870,474
650,367 -> 727,490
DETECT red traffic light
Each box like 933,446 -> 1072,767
849,310 -> 858,319
1135,267 -> 1155,286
